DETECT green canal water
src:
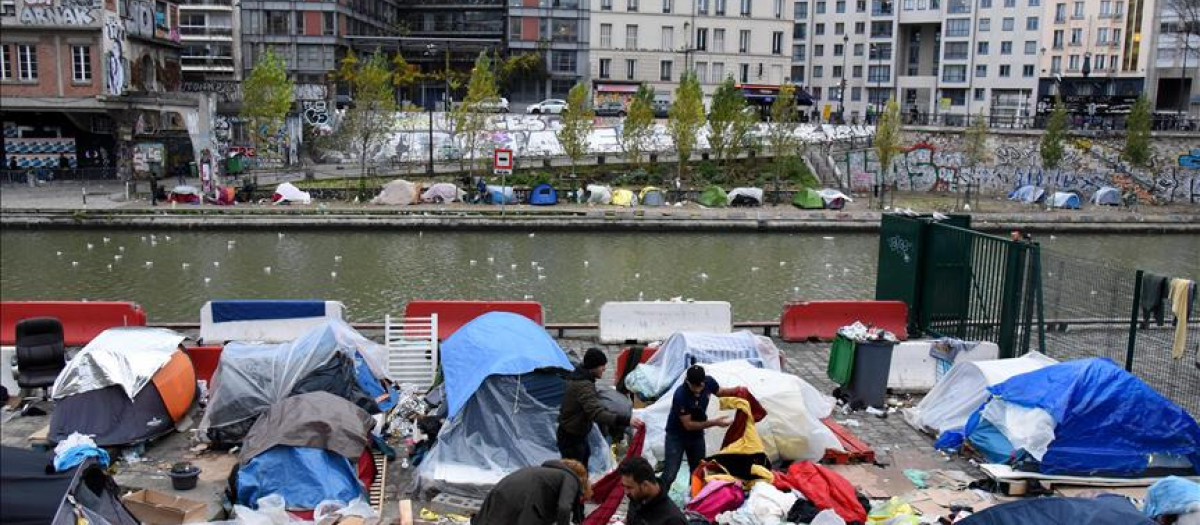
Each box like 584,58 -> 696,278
1,230 -> 1197,323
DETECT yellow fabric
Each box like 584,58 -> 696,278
639,186 -> 662,200
1168,278 -> 1194,358
716,397 -> 766,457
749,465 -> 775,484
612,189 -> 635,206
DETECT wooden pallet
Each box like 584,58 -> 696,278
820,417 -> 876,465
369,452 -> 387,514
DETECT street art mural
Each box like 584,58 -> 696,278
18,0 -> 98,25
104,14 -> 126,96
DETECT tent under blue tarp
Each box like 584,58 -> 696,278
958,495 -> 1155,525
237,446 -> 363,510
440,312 -> 573,418
961,358 -> 1200,476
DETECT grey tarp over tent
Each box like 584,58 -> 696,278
239,391 -> 375,465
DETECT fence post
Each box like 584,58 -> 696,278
1033,245 -> 1046,353
997,241 -> 1027,359
1125,270 -> 1143,372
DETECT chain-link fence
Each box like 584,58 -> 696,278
1038,247 -> 1199,416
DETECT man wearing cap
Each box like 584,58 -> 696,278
660,365 -> 737,490
558,348 -> 643,467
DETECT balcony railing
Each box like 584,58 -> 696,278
176,0 -> 233,6
181,56 -> 236,69
180,26 -> 233,36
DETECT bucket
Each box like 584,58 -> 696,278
168,462 -> 201,491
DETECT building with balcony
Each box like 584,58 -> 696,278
178,0 -> 238,85
1146,0 -> 1198,118
590,0 -> 794,105
1,0 -> 204,179
508,0 -> 589,101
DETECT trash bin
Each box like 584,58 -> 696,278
846,340 -> 895,410
827,335 -> 856,386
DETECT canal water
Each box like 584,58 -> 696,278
1,230 -> 1197,323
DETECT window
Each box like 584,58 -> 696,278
552,51 -> 577,73
267,10 -> 290,34
815,44 -> 825,56
699,0 -> 709,13
852,86 -> 862,100
323,12 -> 335,35
870,21 -> 891,37
813,65 -> 824,78
1054,3 -> 1065,21
601,0 -> 612,8
999,64 -> 1010,76
946,18 -> 970,37
942,64 -> 967,81
600,24 -> 612,48
660,60 -> 672,81
625,24 -> 638,48
853,65 -> 863,76
795,1 -> 808,17
979,18 -> 990,31
829,86 -> 841,101
1072,1 -> 1082,17
869,42 -> 891,59
663,0 -> 672,12
975,88 -> 986,100
599,58 -> 611,78
975,64 -> 987,77
815,23 -> 825,35
944,41 -> 969,59
977,41 -> 989,54
740,0 -> 751,15
1097,28 -> 1108,44
1110,54 -> 1118,70
855,21 -> 865,34
1025,17 -> 1038,30
1022,64 -> 1034,76
662,26 -> 674,50
1112,29 -> 1120,45
1001,41 -> 1012,54
1003,0 -> 1014,6
943,89 -> 966,106
948,0 -> 970,13
775,0 -> 783,17
739,63 -> 749,82
697,28 -> 708,50
626,59 -> 636,79
0,44 -> 10,81
868,64 -> 889,81
738,30 -> 750,52
1094,54 -> 1105,69
832,65 -> 843,77
836,0 -> 845,11
715,0 -> 726,14
1051,55 -> 1062,72
1024,41 -> 1036,54
71,45 -> 90,83
835,22 -> 844,35
1070,28 -> 1081,45
696,62 -> 708,83
1053,30 -> 1064,48
854,43 -> 864,55
857,0 -> 866,12
295,11 -> 306,34
794,23 -> 807,39
714,29 -> 725,52
772,31 -> 784,54
979,0 -> 991,7
627,0 -> 638,10
1001,17 -> 1013,31
712,62 -> 724,80
0,0 -> 13,16
812,87 -> 822,99
793,44 -> 807,60
1028,0 -> 1038,5
816,0 -> 826,13
1068,54 -> 1079,70
16,44 -> 36,81
834,43 -> 844,56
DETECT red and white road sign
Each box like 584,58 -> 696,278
494,149 -> 513,173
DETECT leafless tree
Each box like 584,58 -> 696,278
1164,0 -> 1200,114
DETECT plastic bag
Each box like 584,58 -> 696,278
811,509 -> 848,525
314,497 -> 377,525
1146,477 -> 1200,519
867,497 -> 915,523
233,495 -> 291,525
743,483 -> 797,523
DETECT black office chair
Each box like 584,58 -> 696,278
13,317 -> 67,405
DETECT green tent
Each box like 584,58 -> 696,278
698,186 -> 727,207
792,188 -> 825,209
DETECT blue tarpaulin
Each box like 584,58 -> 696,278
441,312 -> 572,418
210,300 -> 327,322
958,495 -> 1155,525
355,355 -> 397,412
1145,477 -> 1200,519
966,358 -> 1200,476
237,446 -> 363,510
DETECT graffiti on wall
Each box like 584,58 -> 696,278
19,0 -> 98,25
301,101 -> 330,127
104,14 -> 126,96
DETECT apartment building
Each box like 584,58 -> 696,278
508,0 -> 590,100
387,0 -> 505,107
1037,0 -> 1155,118
1146,0 -> 1199,116
178,0 -> 239,85
590,0 -> 794,104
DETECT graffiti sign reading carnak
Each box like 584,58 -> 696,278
19,0 -> 98,25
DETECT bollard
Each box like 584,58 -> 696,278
82,186 -> 87,206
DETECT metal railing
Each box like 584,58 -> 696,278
1,167 -> 119,183
903,111 -> 1200,131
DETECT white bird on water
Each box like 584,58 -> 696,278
523,294 -> 534,300
583,260 -> 590,268
86,243 -> 94,250
263,266 -> 272,274
107,264 -> 113,271
529,233 -> 536,238
114,255 -> 122,261
182,263 -> 190,270
118,246 -> 125,252
699,272 -> 709,280
638,291 -> 645,300
144,261 -> 153,268
496,274 -> 505,280
334,255 -> 342,262
278,232 -> 285,239
511,264 -> 518,270
204,277 -> 212,285
164,235 -> 172,241
584,298 -> 592,305
487,256 -> 495,264
469,259 -> 478,266
330,272 -> 338,279
102,237 -> 111,244
71,261 -> 79,267
56,251 -> 63,257
780,261 -> 787,267
213,261 -> 220,268
634,272 -> 641,279
538,275 -> 547,280
531,261 -> 539,268
751,267 -> 760,272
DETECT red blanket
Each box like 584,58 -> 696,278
584,428 -> 646,525
772,461 -> 866,523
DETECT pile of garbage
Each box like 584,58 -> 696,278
836,322 -> 899,343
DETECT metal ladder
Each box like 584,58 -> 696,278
384,314 -> 439,391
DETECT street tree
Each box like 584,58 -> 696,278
451,52 -> 500,176
619,84 -> 656,168
242,48 -> 294,165
335,51 -> 398,199
873,98 -> 902,208
766,83 -> 801,204
557,82 -> 595,180
392,53 -> 420,103
708,77 -> 754,169
963,110 -> 992,183
1124,95 -> 1153,169
1040,96 -> 1068,171
667,71 -> 705,191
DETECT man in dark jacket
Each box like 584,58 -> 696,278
557,348 -> 641,467
472,459 -> 589,525
620,458 -> 687,525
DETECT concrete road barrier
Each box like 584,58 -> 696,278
599,301 -> 732,343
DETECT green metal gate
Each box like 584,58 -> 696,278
876,215 -> 1044,358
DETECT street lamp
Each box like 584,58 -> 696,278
424,44 -> 438,175
839,34 -> 849,123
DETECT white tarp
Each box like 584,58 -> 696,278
904,351 -> 1057,435
373,179 -> 418,205
817,189 -> 852,204
638,360 -> 842,467
170,185 -> 200,195
727,187 -> 764,205
421,182 -> 462,203
586,184 -> 613,204
273,182 -> 312,204
1009,185 -> 1044,204
1051,191 -> 1081,209
51,327 -> 187,400
625,331 -> 780,399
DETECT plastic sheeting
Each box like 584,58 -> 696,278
638,360 -> 840,468
373,180 -> 419,205
201,320 -> 389,435
1051,192 -> 1081,209
727,188 -> 763,206
587,185 -> 613,205
414,372 -> 613,500
817,189 -> 853,205
904,352 -> 1057,435
239,392 -> 375,465
966,358 -> 1200,476
956,495 -> 1156,525
237,446 -> 363,511
626,331 -> 781,400
1008,185 -> 1044,204
1145,477 -> 1200,519
273,182 -> 311,204
487,186 -> 517,204
1091,187 -> 1120,205
421,183 -> 462,203
440,312 -> 573,419
51,327 -> 186,400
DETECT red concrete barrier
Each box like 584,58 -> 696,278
185,345 -> 224,384
405,300 -> 544,341
614,345 -> 660,389
0,301 -> 148,346
780,301 -> 908,342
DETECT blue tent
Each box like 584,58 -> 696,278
1051,191 -> 1081,209
486,185 -> 517,205
1008,185 -> 1045,203
958,495 -> 1155,525
529,183 -> 558,205
238,447 -> 363,509
959,358 -> 1200,476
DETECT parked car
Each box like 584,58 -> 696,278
526,99 -> 568,115
595,101 -> 627,117
475,97 -> 510,113
652,98 -> 671,118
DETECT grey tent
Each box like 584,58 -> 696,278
639,187 -> 666,206
1091,187 -> 1120,206
1,447 -> 138,525
238,391 -> 375,465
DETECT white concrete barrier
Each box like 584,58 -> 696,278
599,301 -> 732,343
0,346 -> 15,397
200,300 -> 345,344
888,340 -> 1000,391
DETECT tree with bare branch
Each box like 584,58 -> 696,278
1164,0 -> 1200,114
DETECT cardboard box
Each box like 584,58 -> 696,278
121,489 -> 207,524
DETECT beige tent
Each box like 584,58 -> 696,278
372,179 -> 420,205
